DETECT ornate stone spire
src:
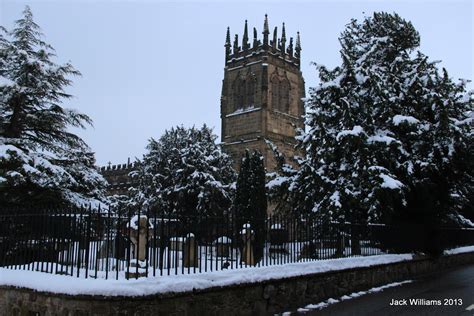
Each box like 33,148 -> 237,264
287,37 -> 294,58
242,20 -> 250,50
295,31 -> 301,59
281,23 -> 286,55
233,34 -> 240,55
262,14 -> 269,46
272,26 -> 277,51
225,27 -> 231,60
253,27 -> 258,48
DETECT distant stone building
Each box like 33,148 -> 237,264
220,15 -> 305,170
101,15 -> 306,194
100,160 -> 137,196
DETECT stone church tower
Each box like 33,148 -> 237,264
220,15 -> 305,170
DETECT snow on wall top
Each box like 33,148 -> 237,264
0,254 -> 416,297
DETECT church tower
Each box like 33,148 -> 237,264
220,16 -> 305,170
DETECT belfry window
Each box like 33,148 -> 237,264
233,78 -> 244,111
233,76 -> 256,110
271,76 -> 280,110
246,78 -> 256,107
279,79 -> 290,112
271,75 -> 290,113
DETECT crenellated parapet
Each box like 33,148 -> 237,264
225,15 -> 301,68
100,161 -> 139,173
100,159 -> 139,196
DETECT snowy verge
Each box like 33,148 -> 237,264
443,245 -> 474,255
0,254 -> 414,297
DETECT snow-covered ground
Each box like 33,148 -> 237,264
4,240 -> 384,279
443,245 -> 474,255
0,254 -> 414,297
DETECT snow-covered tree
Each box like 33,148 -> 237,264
0,7 -> 107,207
265,139 -> 298,215
286,12 -> 473,225
234,150 -> 267,262
128,125 -> 236,229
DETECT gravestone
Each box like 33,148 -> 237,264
215,236 -> 232,257
240,224 -> 255,266
269,223 -> 288,254
183,233 -> 198,268
125,215 -> 153,278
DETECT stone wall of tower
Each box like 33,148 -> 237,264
221,16 -> 305,171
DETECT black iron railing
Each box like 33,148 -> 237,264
1,207 -> 473,280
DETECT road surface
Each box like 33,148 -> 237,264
298,264 -> 474,316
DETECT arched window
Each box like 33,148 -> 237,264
246,77 -> 256,108
271,75 -> 280,110
233,74 -> 257,111
279,79 -> 290,113
233,78 -> 244,111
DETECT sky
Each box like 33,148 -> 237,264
1,0 -> 473,166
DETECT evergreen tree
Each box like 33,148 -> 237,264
265,139 -> 298,215
129,125 -> 236,231
234,150 -> 267,262
0,7 -> 107,207
285,12 -> 473,226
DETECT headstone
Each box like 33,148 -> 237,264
98,233 -> 129,260
334,231 -> 345,257
240,224 -> 255,266
269,223 -> 288,254
169,237 -> 184,251
183,233 -> 198,268
298,241 -> 318,260
125,214 -> 153,278
214,236 -> 232,257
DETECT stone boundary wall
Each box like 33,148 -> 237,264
1,252 -> 474,316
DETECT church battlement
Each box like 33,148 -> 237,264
225,15 -> 301,68
100,161 -> 137,173
100,159 -> 139,196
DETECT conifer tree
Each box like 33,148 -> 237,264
265,139 -> 298,215
0,6 -> 107,207
128,125 -> 236,231
284,12 -> 473,226
234,150 -> 267,262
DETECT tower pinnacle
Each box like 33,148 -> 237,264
263,14 -> 269,46
242,20 -> 249,50
233,34 -> 239,54
288,37 -> 294,58
225,27 -> 231,60
272,26 -> 277,51
281,23 -> 286,54
253,27 -> 258,48
295,31 -> 301,59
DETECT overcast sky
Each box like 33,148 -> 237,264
1,0 -> 472,166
